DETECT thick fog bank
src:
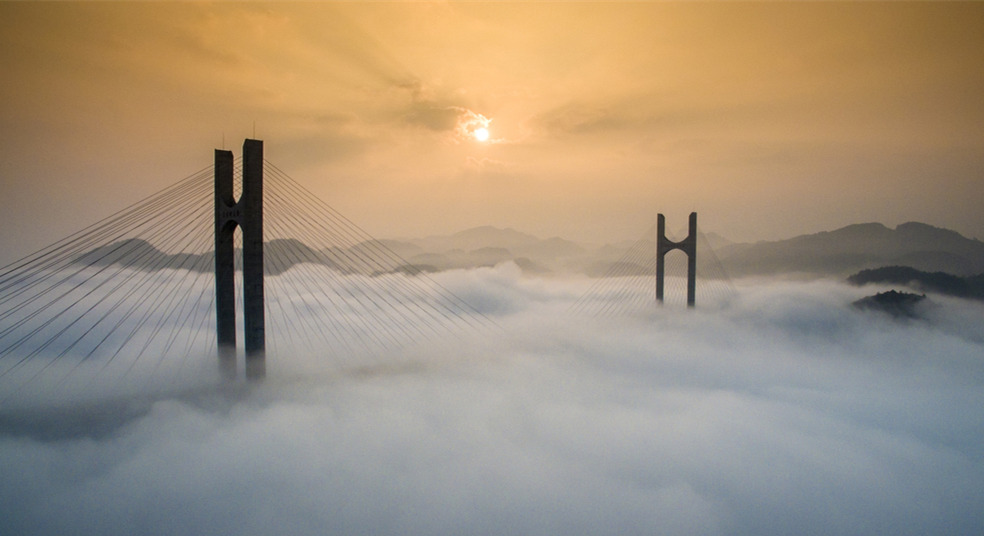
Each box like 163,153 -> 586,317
2,267 -> 983,536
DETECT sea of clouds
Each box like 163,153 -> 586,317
2,263 -> 983,535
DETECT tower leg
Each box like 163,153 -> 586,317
242,139 -> 266,380
215,149 -> 236,379
656,214 -> 666,303
687,212 -> 697,308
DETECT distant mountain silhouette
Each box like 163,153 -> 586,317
718,222 -> 984,277
349,239 -> 424,260
515,236 -> 585,258
412,226 -> 540,252
402,227 -> 585,273
266,239 -> 341,275
848,265 -> 984,300
72,221 -> 984,279
584,260 -> 652,278
74,239 -> 209,272
72,226 -> 572,277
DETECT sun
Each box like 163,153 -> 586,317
455,110 -> 492,143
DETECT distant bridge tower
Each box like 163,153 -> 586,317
214,139 -> 265,380
656,212 -> 697,307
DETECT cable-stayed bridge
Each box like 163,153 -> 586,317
0,140 -> 498,406
0,139 -> 729,407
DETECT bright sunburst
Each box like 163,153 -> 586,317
473,127 -> 490,142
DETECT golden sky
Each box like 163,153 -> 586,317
2,2 -> 983,260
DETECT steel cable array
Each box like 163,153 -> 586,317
0,158 -> 498,406
0,167 -> 217,404
261,162 -> 498,368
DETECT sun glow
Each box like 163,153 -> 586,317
455,110 -> 492,143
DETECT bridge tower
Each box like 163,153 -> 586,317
214,139 -> 265,380
656,212 -> 697,307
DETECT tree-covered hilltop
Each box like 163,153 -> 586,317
852,290 -> 927,319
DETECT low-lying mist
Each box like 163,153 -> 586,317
2,264 -> 983,536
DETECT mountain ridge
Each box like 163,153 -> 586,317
719,221 -> 984,276
70,221 -> 984,279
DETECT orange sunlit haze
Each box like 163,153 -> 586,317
2,2 -> 983,261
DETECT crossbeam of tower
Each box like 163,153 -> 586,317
214,139 -> 265,380
570,212 -> 722,318
656,212 -> 697,307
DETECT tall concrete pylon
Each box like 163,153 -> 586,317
656,212 -> 697,307
214,139 -> 265,380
